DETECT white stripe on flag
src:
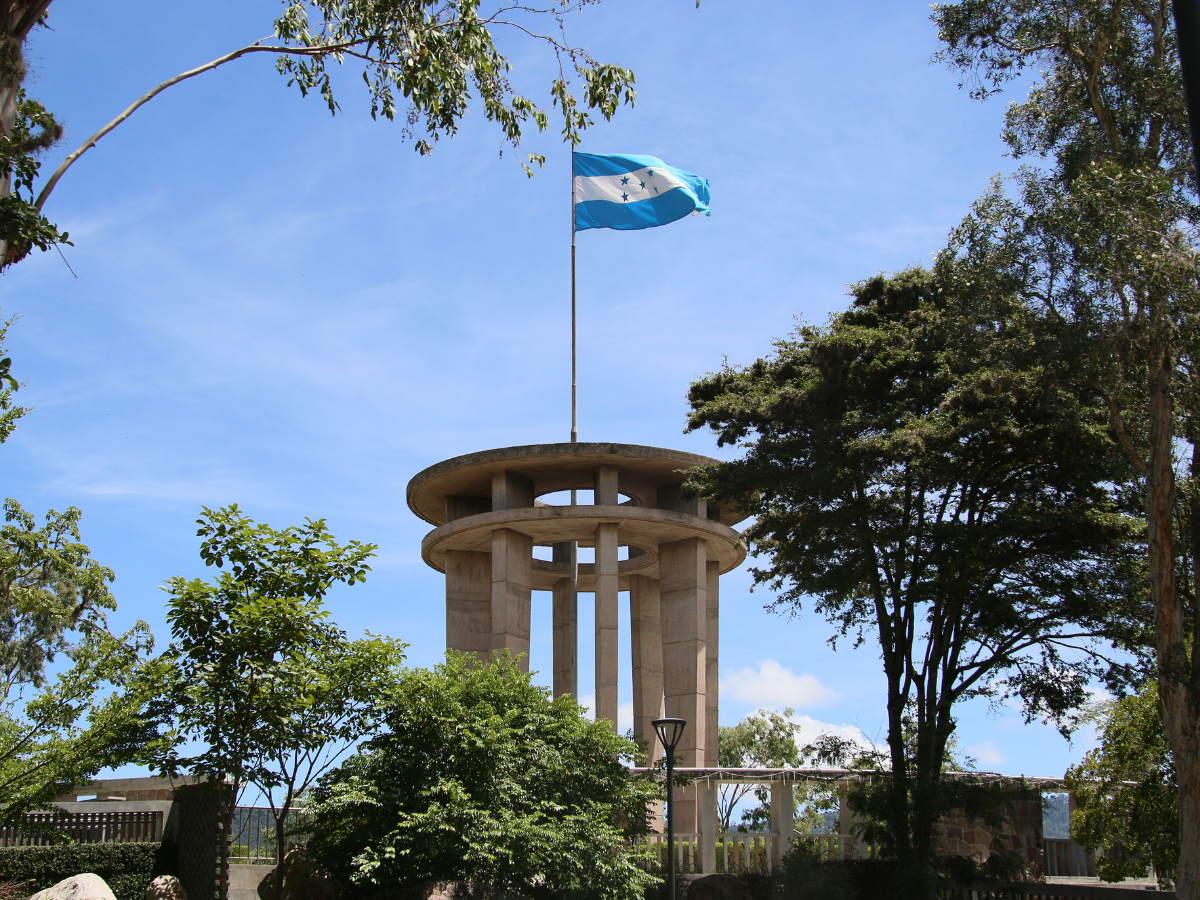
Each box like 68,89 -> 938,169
572,166 -> 686,206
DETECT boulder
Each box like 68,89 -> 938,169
144,875 -> 187,900
257,849 -> 339,900
29,875 -> 117,900
686,874 -> 754,900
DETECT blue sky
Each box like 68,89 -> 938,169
4,0 -> 1100,777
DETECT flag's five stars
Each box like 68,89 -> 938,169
639,180 -> 647,189
620,176 -> 630,185
622,192 -> 629,202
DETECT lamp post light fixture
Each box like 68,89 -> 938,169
652,717 -> 687,900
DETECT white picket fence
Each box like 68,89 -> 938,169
635,831 -> 852,875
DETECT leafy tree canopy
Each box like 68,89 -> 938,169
685,263 -> 1138,883
1068,680 -> 1177,886
305,652 -> 659,900
159,504 -> 378,900
929,4 -> 1200,891
0,499 -> 163,825
0,0 -> 639,268
717,707 -> 803,832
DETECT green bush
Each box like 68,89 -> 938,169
306,653 -> 660,900
0,842 -> 173,900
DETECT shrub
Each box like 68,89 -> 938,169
0,842 -> 172,900
306,653 -> 660,900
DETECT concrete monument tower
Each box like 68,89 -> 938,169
406,441 -> 747,832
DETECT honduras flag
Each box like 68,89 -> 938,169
573,152 -> 711,232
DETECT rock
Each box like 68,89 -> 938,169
686,873 -> 753,900
144,875 -> 187,900
257,849 -> 339,900
29,875 -> 117,900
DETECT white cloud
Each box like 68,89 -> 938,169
967,741 -> 1005,767
789,714 -> 873,750
720,660 -> 840,709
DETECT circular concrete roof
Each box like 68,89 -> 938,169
406,442 -> 748,527
421,504 -> 747,588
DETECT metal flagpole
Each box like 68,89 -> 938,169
569,147 -> 579,699
571,149 -> 578,444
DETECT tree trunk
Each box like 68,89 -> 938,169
1144,314 -> 1200,899
274,806 -> 287,900
217,783 -> 234,900
1174,727 -> 1200,897
0,59 -> 18,266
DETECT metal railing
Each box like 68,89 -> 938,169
229,807 -> 309,865
0,810 -> 163,845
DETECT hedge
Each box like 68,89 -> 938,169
0,842 -> 175,900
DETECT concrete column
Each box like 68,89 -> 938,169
659,536 -> 707,833
595,464 -> 619,505
492,469 -> 534,512
491,528 -> 532,669
838,783 -> 867,860
705,560 -> 720,768
699,781 -> 718,873
446,494 -> 490,521
446,550 -> 491,664
490,471 -> 533,671
771,781 -> 794,871
551,542 -> 577,699
594,521 -> 620,730
630,574 -> 664,763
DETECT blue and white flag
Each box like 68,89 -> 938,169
573,152 -> 711,232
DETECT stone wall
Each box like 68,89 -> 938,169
932,798 -> 1045,876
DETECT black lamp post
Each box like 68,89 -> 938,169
652,717 -> 686,900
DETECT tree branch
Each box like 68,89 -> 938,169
33,38 -> 366,213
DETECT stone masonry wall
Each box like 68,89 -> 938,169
932,798 -> 1044,877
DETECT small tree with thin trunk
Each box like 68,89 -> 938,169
248,628 -> 405,887
160,504 -> 376,900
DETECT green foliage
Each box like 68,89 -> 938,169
0,316 -> 29,445
250,628 -> 407,868
273,0 -> 636,163
1067,681 -> 1177,885
685,265 -> 1136,883
0,91 -> 67,266
158,504 -> 378,899
0,499 -> 162,825
305,652 -> 659,900
2,1 -> 640,271
931,5 -> 1200,883
1041,792 -> 1069,840
716,708 -> 839,834
0,841 -> 170,900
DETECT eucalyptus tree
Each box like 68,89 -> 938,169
0,0 -> 639,269
931,4 -> 1200,894
685,265 -> 1137,892
716,708 -> 803,832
